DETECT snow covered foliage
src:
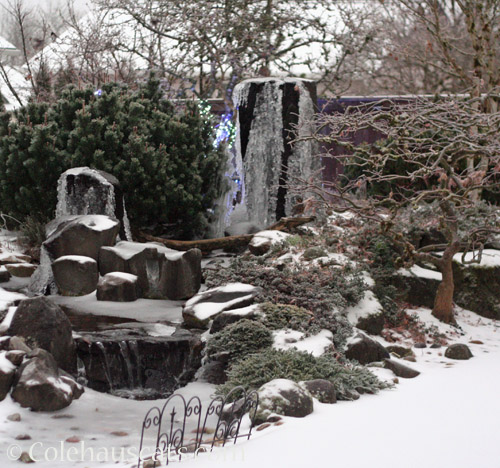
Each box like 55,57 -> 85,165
205,256 -> 365,347
218,348 -> 387,401
0,75 -> 225,237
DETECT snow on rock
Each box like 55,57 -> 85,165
273,329 -> 333,357
183,283 -> 261,329
254,378 -> 314,424
249,230 -> 290,255
397,264 -> 442,280
53,255 -> 96,264
346,290 -> 383,325
0,352 -> 16,374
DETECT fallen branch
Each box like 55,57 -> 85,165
135,216 -> 315,253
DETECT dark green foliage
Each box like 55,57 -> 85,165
205,319 -> 273,363
0,76 -> 225,238
259,302 -> 312,331
218,348 -> 388,400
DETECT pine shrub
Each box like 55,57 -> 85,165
0,76 -> 225,238
218,348 -> 388,400
205,319 -> 273,364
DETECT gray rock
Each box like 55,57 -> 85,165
8,337 -> 31,353
7,413 -> 21,421
4,263 -> 37,278
56,167 -> 132,241
445,343 -> 473,360
96,272 -> 139,302
254,379 -> 313,424
99,241 -> 201,300
345,333 -> 390,365
52,256 -> 98,296
356,313 -> 385,336
7,297 -> 76,373
0,353 -> 16,401
11,349 -> 78,411
28,215 -> 119,295
5,350 -> 26,366
385,346 -> 415,358
44,215 -> 120,262
383,359 -> 420,378
300,379 -> 336,404
183,283 -> 261,329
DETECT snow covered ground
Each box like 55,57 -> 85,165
0,294 -> 498,468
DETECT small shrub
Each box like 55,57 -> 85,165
218,348 -> 388,400
205,319 -> 273,363
19,215 -> 48,248
259,302 -> 312,331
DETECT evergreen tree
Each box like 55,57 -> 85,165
0,76 -> 225,238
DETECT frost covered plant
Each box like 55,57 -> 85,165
218,348 -> 388,400
259,302 -> 313,332
205,319 -> 273,364
205,257 -> 366,316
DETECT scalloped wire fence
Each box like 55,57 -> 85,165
137,386 -> 259,467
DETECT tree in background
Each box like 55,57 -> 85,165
293,95 -> 500,323
0,75 -> 226,239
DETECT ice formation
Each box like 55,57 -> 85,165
230,77 -> 319,228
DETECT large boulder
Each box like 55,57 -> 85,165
28,215 -> 120,295
11,349 -> 82,411
52,256 -> 98,296
96,272 -> 140,302
345,333 -> 390,365
182,283 -> 261,329
346,291 -> 385,336
0,352 -> 16,401
56,167 -> 132,241
99,241 -> 201,300
44,215 -> 120,262
7,297 -> 76,374
254,379 -> 314,424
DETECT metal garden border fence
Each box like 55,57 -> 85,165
137,386 -> 259,467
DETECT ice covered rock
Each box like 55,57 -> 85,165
7,297 -> 76,373
11,348 -> 82,411
28,215 -> 119,295
96,272 -> 139,302
182,283 -> 261,329
345,333 -> 390,365
253,378 -> 314,424
248,230 -> 290,255
99,241 -> 201,300
52,255 -> 98,296
56,167 -> 132,241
